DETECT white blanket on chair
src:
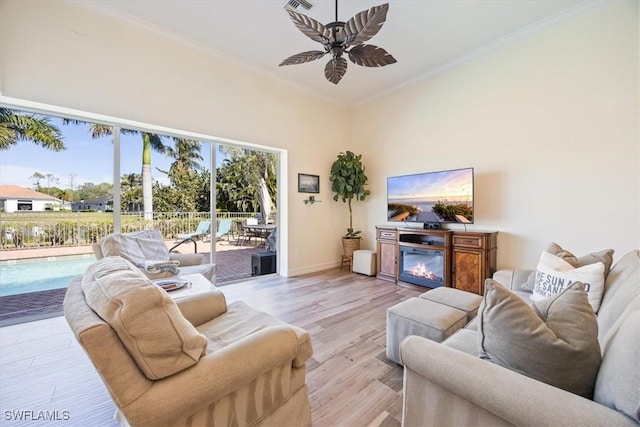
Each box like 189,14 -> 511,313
100,230 -> 171,267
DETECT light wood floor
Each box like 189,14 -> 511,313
0,269 -> 422,426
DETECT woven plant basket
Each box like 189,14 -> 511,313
342,237 -> 361,258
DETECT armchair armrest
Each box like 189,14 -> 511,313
170,252 -> 208,267
123,326 -> 300,426
492,268 -> 534,292
174,290 -> 227,326
400,336 -> 636,427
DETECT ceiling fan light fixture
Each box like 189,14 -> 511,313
284,0 -> 314,13
280,0 -> 396,84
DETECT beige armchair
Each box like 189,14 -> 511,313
93,229 -> 214,281
64,256 -> 313,427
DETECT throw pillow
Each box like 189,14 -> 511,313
521,242 -> 612,291
82,256 -> 208,380
478,279 -> 601,398
531,251 -> 605,312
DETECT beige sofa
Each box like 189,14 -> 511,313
400,249 -> 639,427
64,256 -> 313,426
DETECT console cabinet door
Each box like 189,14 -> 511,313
452,249 -> 484,294
376,227 -> 397,283
377,241 -> 397,282
452,232 -> 498,295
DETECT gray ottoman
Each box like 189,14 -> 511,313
419,287 -> 483,322
386,297 -> 467,364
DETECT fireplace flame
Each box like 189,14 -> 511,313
409,263 -> 438,280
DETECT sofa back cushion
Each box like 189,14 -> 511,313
81,256 -> 207,380
100,230 -> 170,267
596,250 -> 640,340
593,250 -> 640,422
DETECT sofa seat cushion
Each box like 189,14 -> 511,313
442,329 -> 478,356
81,256 -> 208,380
478,280 -> 601,398
100,229 -> 170,267
196,301 -> 313,368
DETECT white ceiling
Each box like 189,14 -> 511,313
70,0 -> 589,107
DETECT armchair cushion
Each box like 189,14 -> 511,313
81,256 -> 208,380
478,280 -> 601,398
197,301 -> 313,369
100,229 -> 170,267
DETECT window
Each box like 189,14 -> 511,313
17,200 -> 33,211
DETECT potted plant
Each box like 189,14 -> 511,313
329,151 -> 371,257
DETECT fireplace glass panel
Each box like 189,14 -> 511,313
399,247 -> 445,288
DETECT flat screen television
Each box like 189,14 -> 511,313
387,167 -> 474,224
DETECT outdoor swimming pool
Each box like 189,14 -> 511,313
0,255 -> 96,297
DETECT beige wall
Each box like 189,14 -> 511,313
351,1 -> 639,269
0,0 -> 351,276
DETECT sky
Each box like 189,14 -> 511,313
0,113 -> 225,191
387,168 -> 474,201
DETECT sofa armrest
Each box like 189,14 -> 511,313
492,269 -> 533,292
400,336 -> 636,427
174,290 -> 227,326
170,252 -> 208,267
123,326 -> 300,426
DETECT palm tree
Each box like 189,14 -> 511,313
0,108 -> 65,151
63,120 -> 167,220
121,173 -> 143,212
157,138 -> 203,184
216,147 -> 277,221
30,172 -> 45,191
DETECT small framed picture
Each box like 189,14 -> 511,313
298,173 -> 320,193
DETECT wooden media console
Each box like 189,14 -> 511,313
376,226 -> 498,295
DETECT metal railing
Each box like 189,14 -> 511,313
0,211 -> 259,250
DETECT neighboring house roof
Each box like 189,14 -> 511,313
0,185 -> 60,200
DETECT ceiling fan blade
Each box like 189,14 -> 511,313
344,3 -> 389,47
287,10 -> 331,45
324,57 -> 348,84
348,44 -> 397,67
279,50 -> 327,66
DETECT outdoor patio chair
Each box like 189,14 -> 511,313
176,220 -> 211,242
94,229 -> 214,281
236,220 -> 261,246
215,218 -> 233,241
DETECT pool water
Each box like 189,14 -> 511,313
0,255 -> 97,297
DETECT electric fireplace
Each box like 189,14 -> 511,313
398,246 -> 445,288
397,230 -> 451,288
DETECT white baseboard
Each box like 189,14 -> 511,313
283,261 -> 342,277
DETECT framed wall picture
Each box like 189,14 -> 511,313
298,173 -> 320,193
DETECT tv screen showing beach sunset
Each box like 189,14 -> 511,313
387,168 -> 474,223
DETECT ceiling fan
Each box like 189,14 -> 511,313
279,0 -> 397,84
